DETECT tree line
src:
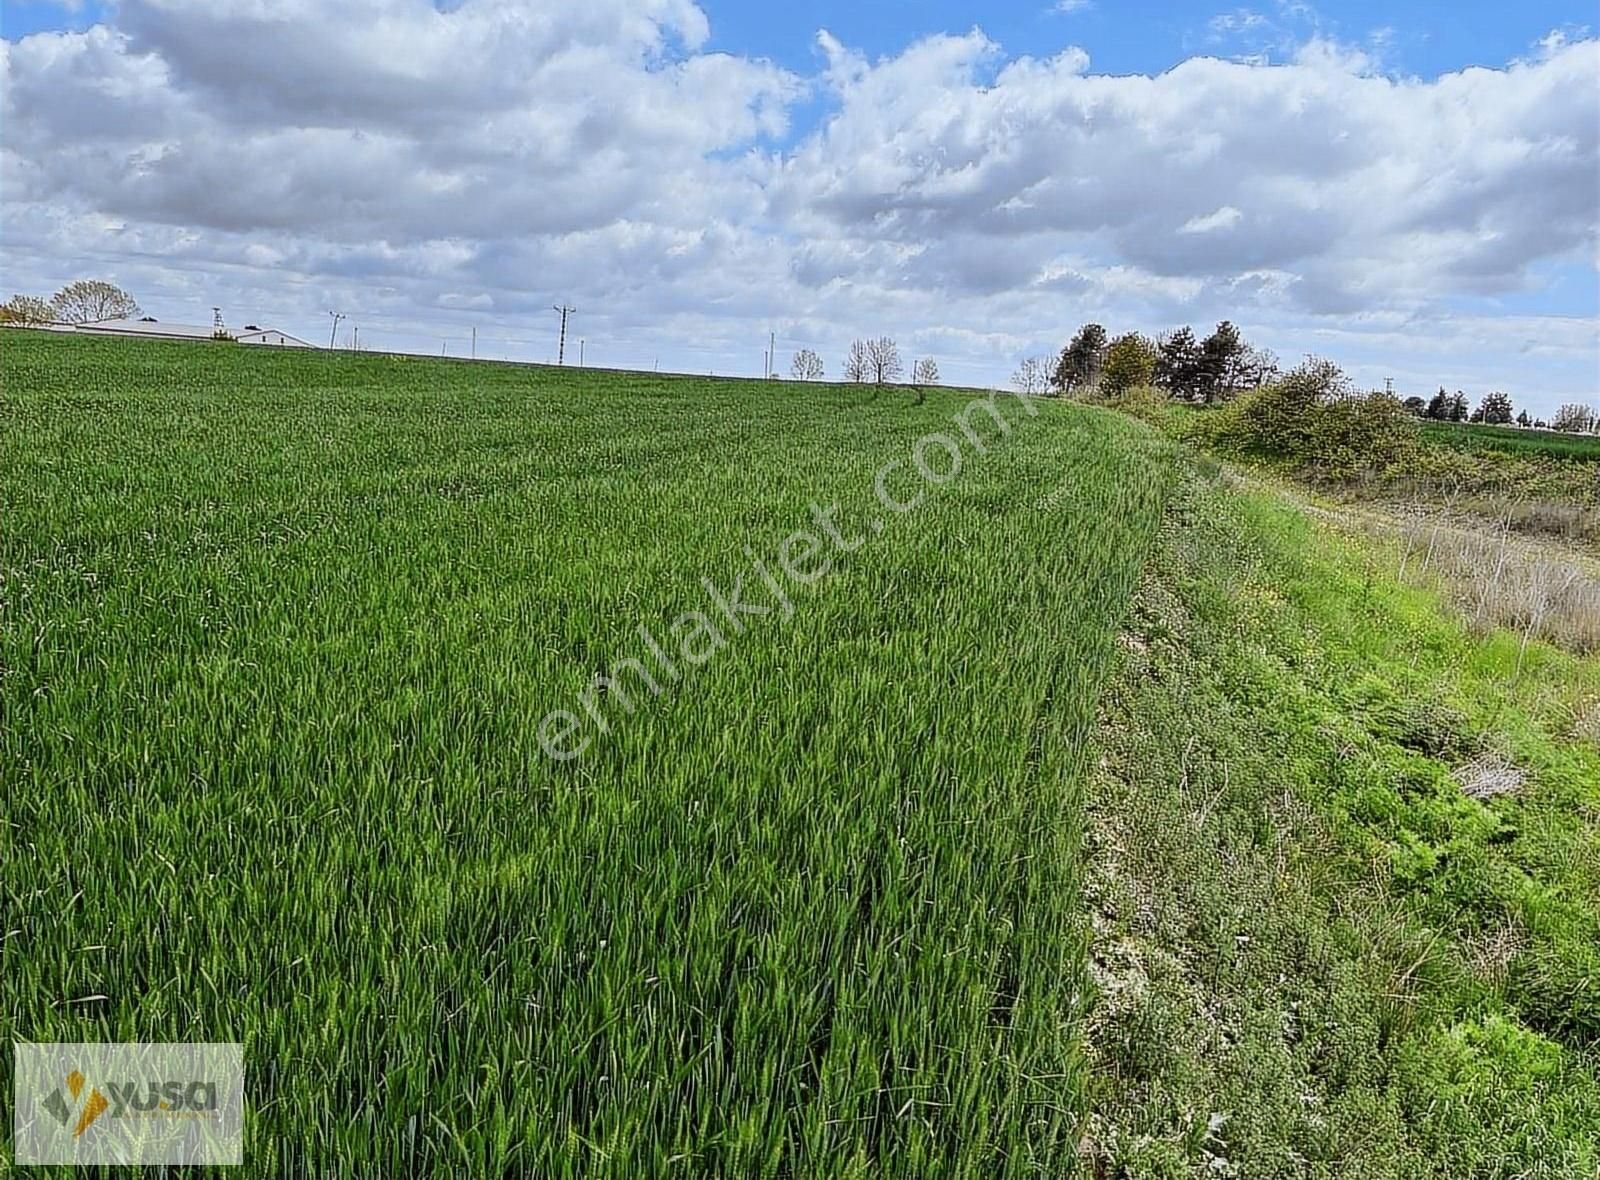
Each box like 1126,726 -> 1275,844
1,280 -> 142,325
1027,320 -> 1599,435
789,340 -> 938,386
1407,388 -> 1593,432
1013,321 -> 1277,404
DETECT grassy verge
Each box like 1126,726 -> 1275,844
1082,461 -> 1600,1177
2,330 -> 1172,1176
1165,398 -> 1598,546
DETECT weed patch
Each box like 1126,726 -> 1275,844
1083,461 -> 1600,1176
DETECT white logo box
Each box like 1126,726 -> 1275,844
13,1042 -> 244,1166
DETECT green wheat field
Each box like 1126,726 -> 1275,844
2,331 -> 1172,1175
1420,419 -> 1600,462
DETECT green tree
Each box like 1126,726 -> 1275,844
1206,357 -> 1415,479
1051,323 -> 1107,394
1425,387 -> 1451,420
1196,320 -> 1245,403
1099,333 -> 1157,398
1478,391 -> 1514,425
1154,327 -> 1204,400
1448,391 -> 1470,422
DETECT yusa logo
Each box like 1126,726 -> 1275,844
42,1068 -> 220,1138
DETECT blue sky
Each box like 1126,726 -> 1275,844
702,0 -> 1588,79
3,0 -> 1597,411
5,0 -> 1587,72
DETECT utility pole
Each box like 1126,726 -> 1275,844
768,331 -> 775,378
352,325 -> 359,352
327,311 -> 345,350
552,304 -> 576,365
1384,376 -> 1394,396
471,326 -> 477,360
579,338 -> 585,368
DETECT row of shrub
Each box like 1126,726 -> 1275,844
1197,358 -> 1420,480
1078,357 -> 1420,480
1090,359 -> 1598,510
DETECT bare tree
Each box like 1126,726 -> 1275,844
912,357 -> 939,384
1236,343 -> 1279,392
791,348 -> 824,380
50,280 -> 140,324
1552,403 -> 1598,434
844,340 -> 869,382
864,337 -> 902,384
0,294 -> 54,324
1011,356 -> 1049,394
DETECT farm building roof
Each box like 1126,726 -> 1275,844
74,319 -> 316,346
77,318 -> 220,339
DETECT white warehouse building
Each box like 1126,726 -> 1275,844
72,318 -> 317,347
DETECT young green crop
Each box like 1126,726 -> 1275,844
1421,420 -> 1600,462
1,330 -> 1172,1176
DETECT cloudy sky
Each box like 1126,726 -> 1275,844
3,0 -> 1597,411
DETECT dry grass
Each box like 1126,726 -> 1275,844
1461,498 -> 1600,546
1452,750 -> 1526,799
1459,922 -> 1528,989
1572,698 -> 1600,747
1395,510 -> 1600,655
1238,470 -> 1600,655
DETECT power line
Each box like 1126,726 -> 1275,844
552,304 -> 576,365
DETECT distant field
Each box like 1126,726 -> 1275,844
1,330 -> 1172,1175
1421,419 -> 1600,461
